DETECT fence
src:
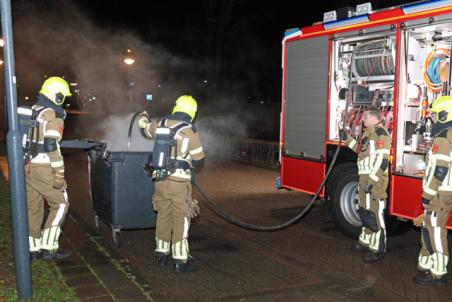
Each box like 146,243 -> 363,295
229,137 -> 280,170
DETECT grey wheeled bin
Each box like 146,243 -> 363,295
89,150 -> 156,247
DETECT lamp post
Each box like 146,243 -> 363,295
0,38 -> 5,141
1,0 -> 32,299
124,49 -> 135,104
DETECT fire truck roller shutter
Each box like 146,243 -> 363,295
284,36 -> 328,159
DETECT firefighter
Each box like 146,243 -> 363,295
137,95 -> 205,273
26,77 -> 72,261
413,95 -> 452,286
340,106 -> 391,262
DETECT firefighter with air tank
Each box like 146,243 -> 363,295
340,105 -> 391,263
413,95 -> 452,286
137,95 -> 205,273
25,77 -> 72,261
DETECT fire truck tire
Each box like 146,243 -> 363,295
328,163 -> 361,238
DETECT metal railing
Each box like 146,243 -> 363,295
229,137 -> 280,169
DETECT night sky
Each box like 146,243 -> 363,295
74,0 -> 417,101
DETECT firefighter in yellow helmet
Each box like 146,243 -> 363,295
340,106 -> 391,262
138,95 -> 205,273
26,76 -> 72,261
414,96 -> 452,285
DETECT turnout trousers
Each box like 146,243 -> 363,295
418,194 -> 452,278
153,179 -> 191,262
357,175 -> 388,254
26,163 -> 69,252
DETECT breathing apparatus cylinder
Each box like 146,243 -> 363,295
17,106 -> 41,161
151,125 -> 176,181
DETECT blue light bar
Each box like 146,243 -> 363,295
402,0 -> 452,14
323,15 -> 369,30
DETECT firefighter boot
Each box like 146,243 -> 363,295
413,272 -> 448,286
363,251 -> 384,262
155,252 -> 169,267
41,249 -> 71,261
173,258 -> 199,273
351,241 -> 367,252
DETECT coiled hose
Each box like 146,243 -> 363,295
424,48 -> 449,94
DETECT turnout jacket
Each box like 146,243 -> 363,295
345,123 -> 391,186
422,128 -> 452,201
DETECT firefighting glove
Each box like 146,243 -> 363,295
413,214 -> 424,227
364,183 -> 373,194
339,129 -> 348,140
188,199 -> 200,219
137,111 -> 149,129
53,171 -> 65,189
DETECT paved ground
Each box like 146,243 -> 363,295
62,151 -> 452,302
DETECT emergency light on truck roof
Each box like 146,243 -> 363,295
356,3 -> 372,16
322,3 -> 372,29
323,3 -> 371,22
323,11 -> 337,23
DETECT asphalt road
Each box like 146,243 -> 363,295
64,150 -> 452,302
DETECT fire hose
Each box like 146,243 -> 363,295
128,56 -> 353,231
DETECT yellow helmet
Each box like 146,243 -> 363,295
429,95 -> 452,123
39,76 -> 72,105
172,95 -> 198,121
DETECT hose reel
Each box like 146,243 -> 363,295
352,38 -> 396,80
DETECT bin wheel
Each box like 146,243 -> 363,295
94,214 -> 102,231
112,230 -> 121,248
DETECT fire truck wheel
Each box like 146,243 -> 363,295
328,163 -> 361,238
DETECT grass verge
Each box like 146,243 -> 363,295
0,173 -> 78,302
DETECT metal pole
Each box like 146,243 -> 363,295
0,0 -> 32,300
448,37 -> 452,95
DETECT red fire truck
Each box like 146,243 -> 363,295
279,1 -> 452,237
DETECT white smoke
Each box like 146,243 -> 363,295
196,114 -> 247,159
97,113 -> 154,152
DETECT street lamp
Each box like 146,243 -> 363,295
123,49 -> 135,104
124,49 -> 135,65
